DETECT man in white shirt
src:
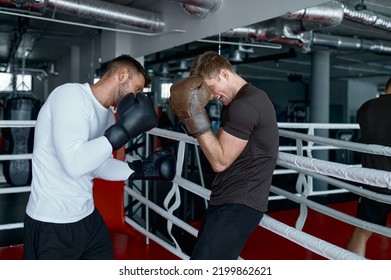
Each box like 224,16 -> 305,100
24,55 -> 175,259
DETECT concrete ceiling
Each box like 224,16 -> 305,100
1,0 -> 391,88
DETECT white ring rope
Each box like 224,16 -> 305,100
0,120 -> 36,128
173,177 -> 211,200
125,185 -> 198,238
278,152 -> 391,191
0,186 -> 31,195
260,214 -> 365,260
0,121 -> 34,161
278,160 -> 391,204
125,216 -> 190,260
148,128 -> 371,259
0,222 -> 24,231
270,185 -> 391,237
0,122 -> 384,260
127,171 -> 365,260
278,122 -> 360,129
0,154 -> 32,161
150,128 -> 198,145
279,129 -> 391,156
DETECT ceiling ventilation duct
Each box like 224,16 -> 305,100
223,1 -> 344,45
310,33 -> 391,53
343,3 -> 391,31
222,1 -> 391,54
0,0 -> 165,33
280,0 -> 344,36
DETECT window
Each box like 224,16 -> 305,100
17,75 -> 32,91
161,82 -> 172,99
0,73 -> 32,92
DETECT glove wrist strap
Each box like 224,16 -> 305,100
181,110 -> 211,137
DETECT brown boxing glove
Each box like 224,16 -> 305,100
169,75 -> 211,137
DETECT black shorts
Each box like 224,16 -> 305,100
356,196 -> 391,226
190,203 -> 263,260
23,208 -> 114,260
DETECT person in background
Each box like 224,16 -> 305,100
24,54 -> 175,260
347,77 -> 391,257
169,51 -> 279,260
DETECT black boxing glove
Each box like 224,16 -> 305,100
104,93 -> 158,151
128,150 -> 176,181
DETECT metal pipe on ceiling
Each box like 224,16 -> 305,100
46,0 -> 165,32
0,0 -> 165,33
281,1 -> 391,37
280,0 -> 344,35
311,33 -> 391,53
343,3 -> 391,31
222,1 -> 391,54
0,0 -> 46,13
0,0 -> 221,33
223,1 -> 344,44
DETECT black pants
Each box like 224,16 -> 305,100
23,208 -> 114,260
190,203 -> 263,260
355,184 -> 391,226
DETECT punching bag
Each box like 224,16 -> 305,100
2,95 -> 40,186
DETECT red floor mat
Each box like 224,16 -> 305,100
242,200 -> 391,260
1,201 -> 389,260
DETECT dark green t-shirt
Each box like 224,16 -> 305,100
210,83 -> 279,212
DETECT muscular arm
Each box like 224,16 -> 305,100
91,157 -> 132,180
50,85 -> 131,180
197,128 -> 248,173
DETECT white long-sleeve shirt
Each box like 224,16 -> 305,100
26,83 -> 133,223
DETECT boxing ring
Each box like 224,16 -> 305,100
1,120 -> 391,260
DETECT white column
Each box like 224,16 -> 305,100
310,50 -> 330,190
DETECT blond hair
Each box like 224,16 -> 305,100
190,51 -> 235,80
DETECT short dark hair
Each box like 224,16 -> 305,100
104,54 -> 151,87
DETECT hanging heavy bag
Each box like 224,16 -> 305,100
2,96 -> 40,186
